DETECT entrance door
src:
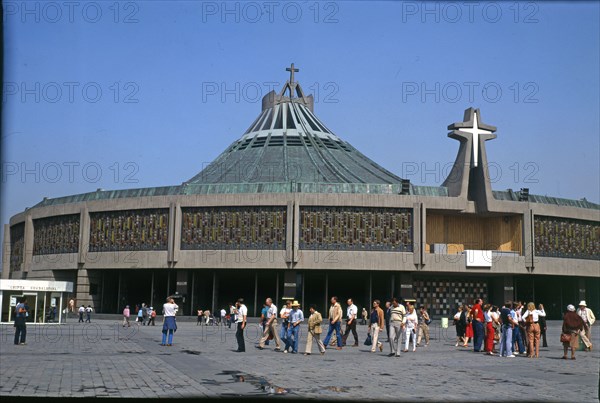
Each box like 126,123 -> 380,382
7,294 -> 23,322
24,293 -> 37,323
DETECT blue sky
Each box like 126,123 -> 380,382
2,1 -> 599,239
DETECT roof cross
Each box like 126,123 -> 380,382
286,63 -> 299,85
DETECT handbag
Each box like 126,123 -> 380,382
560,333 -> 571,343
364,333 -> 372,346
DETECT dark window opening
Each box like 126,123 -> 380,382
286,105 -> 296,129
273,107 -> 283,129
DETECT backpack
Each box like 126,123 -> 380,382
151,311 -> 156,318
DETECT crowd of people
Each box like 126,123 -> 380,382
121,303 -> 156,327
451,299 -> 595,359
196,306 -> 231,327
13,294 -> 596,361
250,296 -> 433,356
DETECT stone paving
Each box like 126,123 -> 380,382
0,318 -> 598,401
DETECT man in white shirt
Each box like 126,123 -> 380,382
78,305 -> 85,323
234,298 -> 247,352
388,298 -> 406,357
220,308 -> 226,326
577,301 -> 595,351
257,298 -> 282,350
342,298 -> 359,347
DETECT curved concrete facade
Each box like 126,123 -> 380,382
3,84 -> 599,320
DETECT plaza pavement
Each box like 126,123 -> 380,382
0,317 -> 598,401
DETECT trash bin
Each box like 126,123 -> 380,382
441,317 -> 448,329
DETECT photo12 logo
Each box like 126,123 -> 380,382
3,1 -> 140,24
2,82 -> 140,104
1,161 -> 140,184
200,1 -> 340,23
201,81 -> 339,104
401,2 -> 540,24
401,161 -> 540,185
400,82 -> 540,104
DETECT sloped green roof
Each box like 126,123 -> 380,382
493,190 -> 599,210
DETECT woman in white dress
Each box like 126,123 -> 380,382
403,305 -> 418,352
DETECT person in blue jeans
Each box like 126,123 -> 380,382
322,296 -> 343,350
161,297 -> 178,346
284,301 -> 304,353
471,298 -> 485,352
499,301 -> 516,357
511,303 -> 526,354
13,297 -> 28,345
279,300 -> 292,350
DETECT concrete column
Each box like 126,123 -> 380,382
211,271 -> 218,313
23,214 -> 33,274
293,202 -> 300,263
502,276 -> 515,303
412,203 -> 421,269
172,203 -> 182,263
168,202 -> 181,265
282,270 -> 296,300
420,204 -> 426,268
399,272 -> 413,300
78,206 -> 90,264
2,224 -> 10,279
75,268 -> 92,307
523,210 -> 534,271
285,201 -> 294,262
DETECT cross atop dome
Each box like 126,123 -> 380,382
278,62 -> 308,101
286,63 -> 299,86
448,108 -> 497,168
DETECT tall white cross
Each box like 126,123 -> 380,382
457,112 -> 493,168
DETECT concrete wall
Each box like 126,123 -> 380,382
2,189 -> 598,291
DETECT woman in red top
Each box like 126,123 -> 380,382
464,305 -> 473,347
483,304 -> 495,355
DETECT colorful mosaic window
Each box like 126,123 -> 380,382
10,223 -> 25,273
33,215 -> 80,255
181,206 -> 286,250
89,209 -> 169,252
299,207 -> 412,251
534,216 -> 599,260
414,279 -> 488,317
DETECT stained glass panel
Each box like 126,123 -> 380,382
181,206 -> 286,250
10,223 -> 25,272
534,216 -> 599,260
299,207 -> 412,251
89,209 -> 169,252
33,215 -> 80,255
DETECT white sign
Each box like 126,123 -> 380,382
0,279 -> 73,293
10,296 -> 17,307
463,250 -> 493,268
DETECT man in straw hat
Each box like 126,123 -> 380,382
576,301 -> 595,351
283,301 -> 304,354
